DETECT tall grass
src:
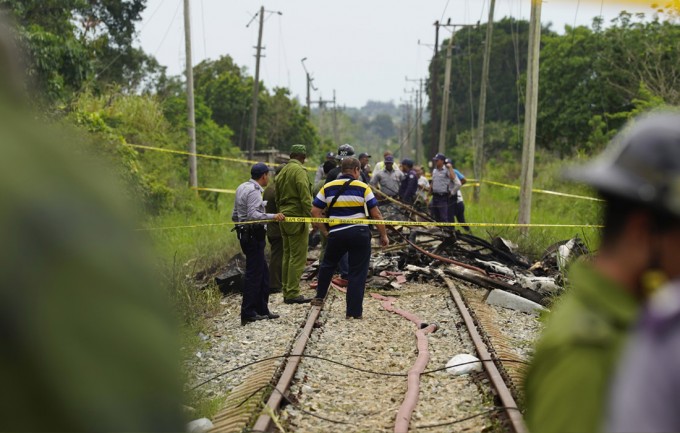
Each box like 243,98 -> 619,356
461,152 -> 602,260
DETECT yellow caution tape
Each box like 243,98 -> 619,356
468,179 -> 603,202
192,187 -> 237,194
137,216 -> 602,231
124,143 -> 317,172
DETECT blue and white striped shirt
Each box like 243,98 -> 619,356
313,174 -> 378,233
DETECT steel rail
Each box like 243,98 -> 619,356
252,304 -> 323,432
440,274 -> 528,433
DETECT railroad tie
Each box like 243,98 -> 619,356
209,359 -> 279,433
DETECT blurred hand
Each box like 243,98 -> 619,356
274,213 -> 285,222
380,233 -> 389,247
445,163 -> 452,168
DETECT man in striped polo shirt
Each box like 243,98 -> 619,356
310,157 -> 389,318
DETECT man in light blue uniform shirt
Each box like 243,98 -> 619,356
232,163 -> 285,325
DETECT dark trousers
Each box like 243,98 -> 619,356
239,236 -> 271,319
430,194 -> 449,222
455,201 -> 470,231
446,195 -> 457,222
267,235 -> 283,292
315,226 -> 372,317
320,233 -> 349,278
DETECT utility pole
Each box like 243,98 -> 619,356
417,81 -> 423,164
438,35 -> 454,155
404,97 -> 413,160
429,21 -> 440,161
183,0 -> 197,189
406,77 -> 424,164
248,6 -> 265,160
301,57 -> 316,116
473,0 -> 496,202
332,89 -> 339,145
313,95 -> 334,137
518,0 -> 543,234
435,22 -> 471,156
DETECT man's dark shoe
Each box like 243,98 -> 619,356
310,298 -> 324,307
346,315 -> 363,320
284,295 -> 311,304
241,314 -> 267,326
265,312 -> 280,319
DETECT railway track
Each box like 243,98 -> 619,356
201,269 -> 536,433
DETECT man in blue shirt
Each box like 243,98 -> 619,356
310,158 -> 389,318
429,153 -> 460,222
398,158 -> 418,204
446,161 -> 470,232
232,163 -> 285,325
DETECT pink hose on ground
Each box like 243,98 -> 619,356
370,293 -> 438,433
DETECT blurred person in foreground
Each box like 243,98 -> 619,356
232,163 -> 285,325
604,113 -> 680,433
310,157 -> 389,318
524,112 -> 680,433
0,21 -> 183,432
275,144 -> 313,304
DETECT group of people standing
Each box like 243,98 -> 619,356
232,143 -> 391,324
337,148 -> 471,230
232,143 -> 474,325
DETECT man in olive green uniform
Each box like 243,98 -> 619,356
264,165 -> 283,292
275,144 -> 312,304
524,113 -> 680,433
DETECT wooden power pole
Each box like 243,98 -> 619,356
332,89 -> 339,145
473,0 -> 496,202
248,6 -> 265,160
183,0 -> 197,189
406,77 -> 424,164
429,21 -> 440,161
438,35 -> 454,155
518,0 -> 543,233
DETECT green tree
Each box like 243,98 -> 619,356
188,56 -> 319,155
423,18 -> 536,150
369,114 -> 397,139
1,0 -> 158,100
537,12 -> 680,155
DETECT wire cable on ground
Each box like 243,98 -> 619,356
244,404 -> 520,431
415,406 -> 522,429
189,353 -> 529,391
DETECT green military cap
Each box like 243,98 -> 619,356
290,144 -> 307,155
